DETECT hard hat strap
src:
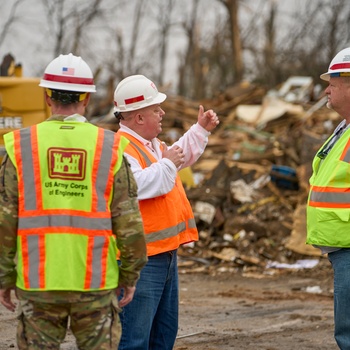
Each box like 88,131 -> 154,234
114,111 -> 124,122
46,89 -> 87,104
330,72 -> 350,77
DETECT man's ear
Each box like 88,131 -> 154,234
83,93 -> 91,107
135,112 -> 144,124
45,92 -> 52,106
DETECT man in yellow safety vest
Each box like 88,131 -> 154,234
307,47 -> 350,349
0,54 -> 147,349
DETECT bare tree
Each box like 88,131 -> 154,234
177,0 -> 201,97
41,0 -> 65,57
7,0 -> 350,104
320,0 -> 350,62
176,0 -> 246,98
70,0 -> 104,54
126,0 -> 147,73
104,0 -> 155,84
41,0 -> 106,57
263,0 -> 277,87
268,0 -> 350,86
153,0 -> 175,85
217,0 -> 243,82
0,0 -> 25,48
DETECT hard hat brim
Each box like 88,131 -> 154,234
320,69 -> 350,81
152,92 -> 167,105
320,72 -> 330,81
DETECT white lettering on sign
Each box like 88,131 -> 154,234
0,117 -> 23,129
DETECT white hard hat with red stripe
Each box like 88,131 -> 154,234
39,53 -> 96,92
321,47 -> 350,81
113,75 -> 166,112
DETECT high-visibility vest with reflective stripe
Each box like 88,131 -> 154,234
306,127 -> 350,247
4,121 -> 129,291
117,131 -> 198,256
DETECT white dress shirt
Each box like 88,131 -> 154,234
119,123 -> 210,200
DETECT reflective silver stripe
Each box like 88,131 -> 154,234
96,131 -> 115,211
90,236 -> 106,289
188,218 -> 196,228
309,190 -> 350,204
20,129 -> 37,211
129,141 -> 152,167
19,215 -> 111,230
27,235 -> 40,288
145,221 -> 188,244
127,140 -> 197,243
342,148 -> 350,163
25,234 -> 108,289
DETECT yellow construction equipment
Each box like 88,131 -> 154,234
0,53 -> 50,159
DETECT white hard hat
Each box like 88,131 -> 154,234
320,47 -> 350,81
113,75 -> 166,112
39,53 -> 96,92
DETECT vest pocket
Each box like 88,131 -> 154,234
317,209 -> 350,222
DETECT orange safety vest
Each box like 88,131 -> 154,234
4,121 -> 128,291
117,131 -> 198,256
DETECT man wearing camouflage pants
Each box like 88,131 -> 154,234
0,54 -> 147,349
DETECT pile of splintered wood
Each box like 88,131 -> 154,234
92,81 -> 340,274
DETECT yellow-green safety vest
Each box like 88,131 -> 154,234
307,127 -> 350,247
4,120 -> 129,291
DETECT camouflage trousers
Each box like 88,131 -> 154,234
16,291 -> 121,350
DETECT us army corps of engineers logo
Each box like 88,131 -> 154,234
48,147 -> 87,180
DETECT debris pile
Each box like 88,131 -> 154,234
93,78 -> 341,274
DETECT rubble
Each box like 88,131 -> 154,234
92,78 -> 341,274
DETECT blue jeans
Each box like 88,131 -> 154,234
328,249 -> 350,350
118,250 -> 179,350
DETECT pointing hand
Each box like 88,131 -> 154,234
197,105 -> 219,132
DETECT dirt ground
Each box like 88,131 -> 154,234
0,258 -> 338,350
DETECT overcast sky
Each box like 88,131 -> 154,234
0,0 -> 300,91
